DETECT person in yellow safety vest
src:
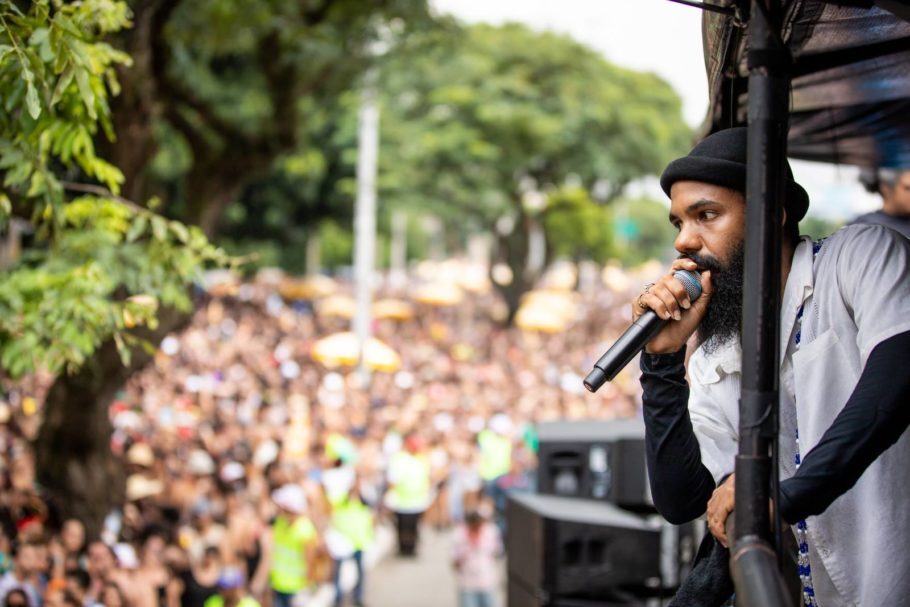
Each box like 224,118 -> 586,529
257,484 -> 318,607
204,567 -> 260,607
478,415 -> 513,488
385,433 -> 432,556
326,482 -> 374,607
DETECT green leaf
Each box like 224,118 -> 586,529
50,66 -> 74,106
169,220 -> 190,243
151,215 -> 168,241
29,27 -> 49,46
26,82 -> 41,119
74,68 -> 96,119
113,331 -> 131,367
126,214 -> 148,242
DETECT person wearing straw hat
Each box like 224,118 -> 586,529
634,127 -> 910,606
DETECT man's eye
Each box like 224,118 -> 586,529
700,211 -> 718,221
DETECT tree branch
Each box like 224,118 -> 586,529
149,0 -> 267,160
60,182 -> 147,213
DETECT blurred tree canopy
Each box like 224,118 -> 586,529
377,23 -> 691,317
799,215 -> 842,240
111,0 -> 436,236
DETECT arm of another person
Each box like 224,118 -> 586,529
250,526 -> 272,598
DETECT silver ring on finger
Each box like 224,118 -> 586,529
637,283 -> 655,310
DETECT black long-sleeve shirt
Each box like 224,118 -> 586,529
640,330 -> 910,525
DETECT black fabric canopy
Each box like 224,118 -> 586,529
703,0 -> 910,168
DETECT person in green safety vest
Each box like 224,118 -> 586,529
325,479 -> 374,607
256,484 -> 318,607
384,433 -> 432,556
204,567 -> 260,607
477,415 -> 513,489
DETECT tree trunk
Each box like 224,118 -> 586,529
492,211 -> 539,325
34,306 -> 191,538
101,0 -> 180,205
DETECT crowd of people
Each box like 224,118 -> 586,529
0,262 -> 651,607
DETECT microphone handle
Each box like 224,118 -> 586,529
583,311 -> 667,392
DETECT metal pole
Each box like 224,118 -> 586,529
353,68 -> 379,382
732,1 -> 794,604
731,0 -> 790,605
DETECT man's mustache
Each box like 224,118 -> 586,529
678,253 -> 725,273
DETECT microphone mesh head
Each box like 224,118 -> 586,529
673,269 -> 702,301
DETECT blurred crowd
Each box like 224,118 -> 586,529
0,261 -> 653,607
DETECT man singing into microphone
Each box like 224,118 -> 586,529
635,127 -> 910,606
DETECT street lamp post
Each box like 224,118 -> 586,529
352,68 -> 379,383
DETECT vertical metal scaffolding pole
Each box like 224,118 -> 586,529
731,2 -> 794,605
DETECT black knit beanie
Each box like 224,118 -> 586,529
660,127 -> 810,222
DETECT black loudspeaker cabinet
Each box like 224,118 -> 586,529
509,577 -> 659,607
536,419 -> 651,511
507,493 -> 664,606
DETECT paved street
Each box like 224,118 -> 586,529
365,527 -> 462,607
310,525 -> 506,607
366,526 -> 506,607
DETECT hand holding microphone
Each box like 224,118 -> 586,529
584,258 -> 713,392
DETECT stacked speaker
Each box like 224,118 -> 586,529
507,419 -> 698,607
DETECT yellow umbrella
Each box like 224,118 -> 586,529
316,294 -> 356,319
521,290 -> 577,320
311,332 -> 401,372
458,264 -> 491,294
279,275 -> 338,301
540,262 -> 577,291
515,303 -> 570,333
373,298 -> 415,321
413,282 -> 464,306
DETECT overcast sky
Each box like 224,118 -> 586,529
430,0 -> 880,220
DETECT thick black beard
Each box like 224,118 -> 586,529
686,242 -> 745,356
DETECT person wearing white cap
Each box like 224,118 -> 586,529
252,485 -> 317,607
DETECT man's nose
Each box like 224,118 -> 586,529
674,224 -> 701,256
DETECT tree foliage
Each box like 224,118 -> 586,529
109,0 -> 436,237
377,23 -> 691,315
0,0 -> 227,379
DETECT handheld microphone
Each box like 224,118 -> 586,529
583,269 -> 702,393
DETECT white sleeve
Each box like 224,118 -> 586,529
834,225 -> 910,365
688,377 -> 740,485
